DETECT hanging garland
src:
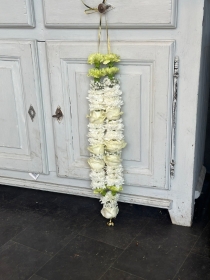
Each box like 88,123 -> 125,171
82,1 -> 127,226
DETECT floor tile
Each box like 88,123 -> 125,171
8,188 -> 63,214
135,218 -> 198,252
189,175 -> 210,236
0,176 -> 209,280
81,211 -> 147,249
113,238 -> 188,280
8,188 -> 100,218
36,235 -> 123,280
0,185 -> 25,205
174,253 -> 210,280
29,275 -> 47,280
120,202 -> 170,221
58,194 -> 101,216
182,216 -> 210,237
192,222 -> 210,258
100,267 -> 144,280
13,208 -> 94,256
0,241 -> 50,280
0,207 -> 44,247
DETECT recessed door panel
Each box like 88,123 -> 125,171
47,41 -> 175,189
43,0 -> 177,28
0,0 -> 35,27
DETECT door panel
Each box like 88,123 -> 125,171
0,0 -> 35,27
0,40 -> 48,173
0,65 -> 20,148
43,0 -> 177,28
47,41 -> 175,189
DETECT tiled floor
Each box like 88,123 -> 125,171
0,175 -> 210,280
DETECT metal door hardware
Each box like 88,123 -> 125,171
52,106 -> 63,122
170,56 -> 179,178
28,105 -> 36,122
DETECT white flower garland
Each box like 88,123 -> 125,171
87,53 -> 127,222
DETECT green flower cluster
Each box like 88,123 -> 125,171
88,53 -> 104,68
88,67 -> 119,79
107,185 -> 123,196
94,185 -> 123,196
87,52 -> 120,82
88,53 -> 120,67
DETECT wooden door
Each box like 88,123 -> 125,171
47,41 -> 175,189
0,40 -> 48,174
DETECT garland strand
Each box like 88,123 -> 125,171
81,0 -> 126,224
87,53 -> 127,223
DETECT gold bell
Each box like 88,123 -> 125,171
107,219 -> 114,226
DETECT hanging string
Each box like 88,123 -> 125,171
98,14 -> 102,53
81,0 -> 112,54
81,0 -> 98,14
105,14 -> 110,54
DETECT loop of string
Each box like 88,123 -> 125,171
81,0 -> 111,54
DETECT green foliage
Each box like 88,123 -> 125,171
107,185 -> 123,196
87,52 -> 120,82
93,185 -> 123,197
93,188 -> 107,196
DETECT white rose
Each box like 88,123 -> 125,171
106,107 -> 123,120
105,140 -> 127,152
88,158 -> 105,170
104,154 -> 122,166
87,110 -> 106,124
88,144 -> 104,155
101,205 -> 119,219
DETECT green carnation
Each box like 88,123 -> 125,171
104,67 -> 119,78
88,53 -> 104,67
93,188 -> 107,196
107,185 -> 123,194
103,53 -> 120,65
88,68 -> 106,79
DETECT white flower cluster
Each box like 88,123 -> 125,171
90,169 -> 106,189
100,191 -> 120,209
87,78 -> 123,111
106,164 -> 124,186
100,191 -> 119,219
87,77 -> 126,220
